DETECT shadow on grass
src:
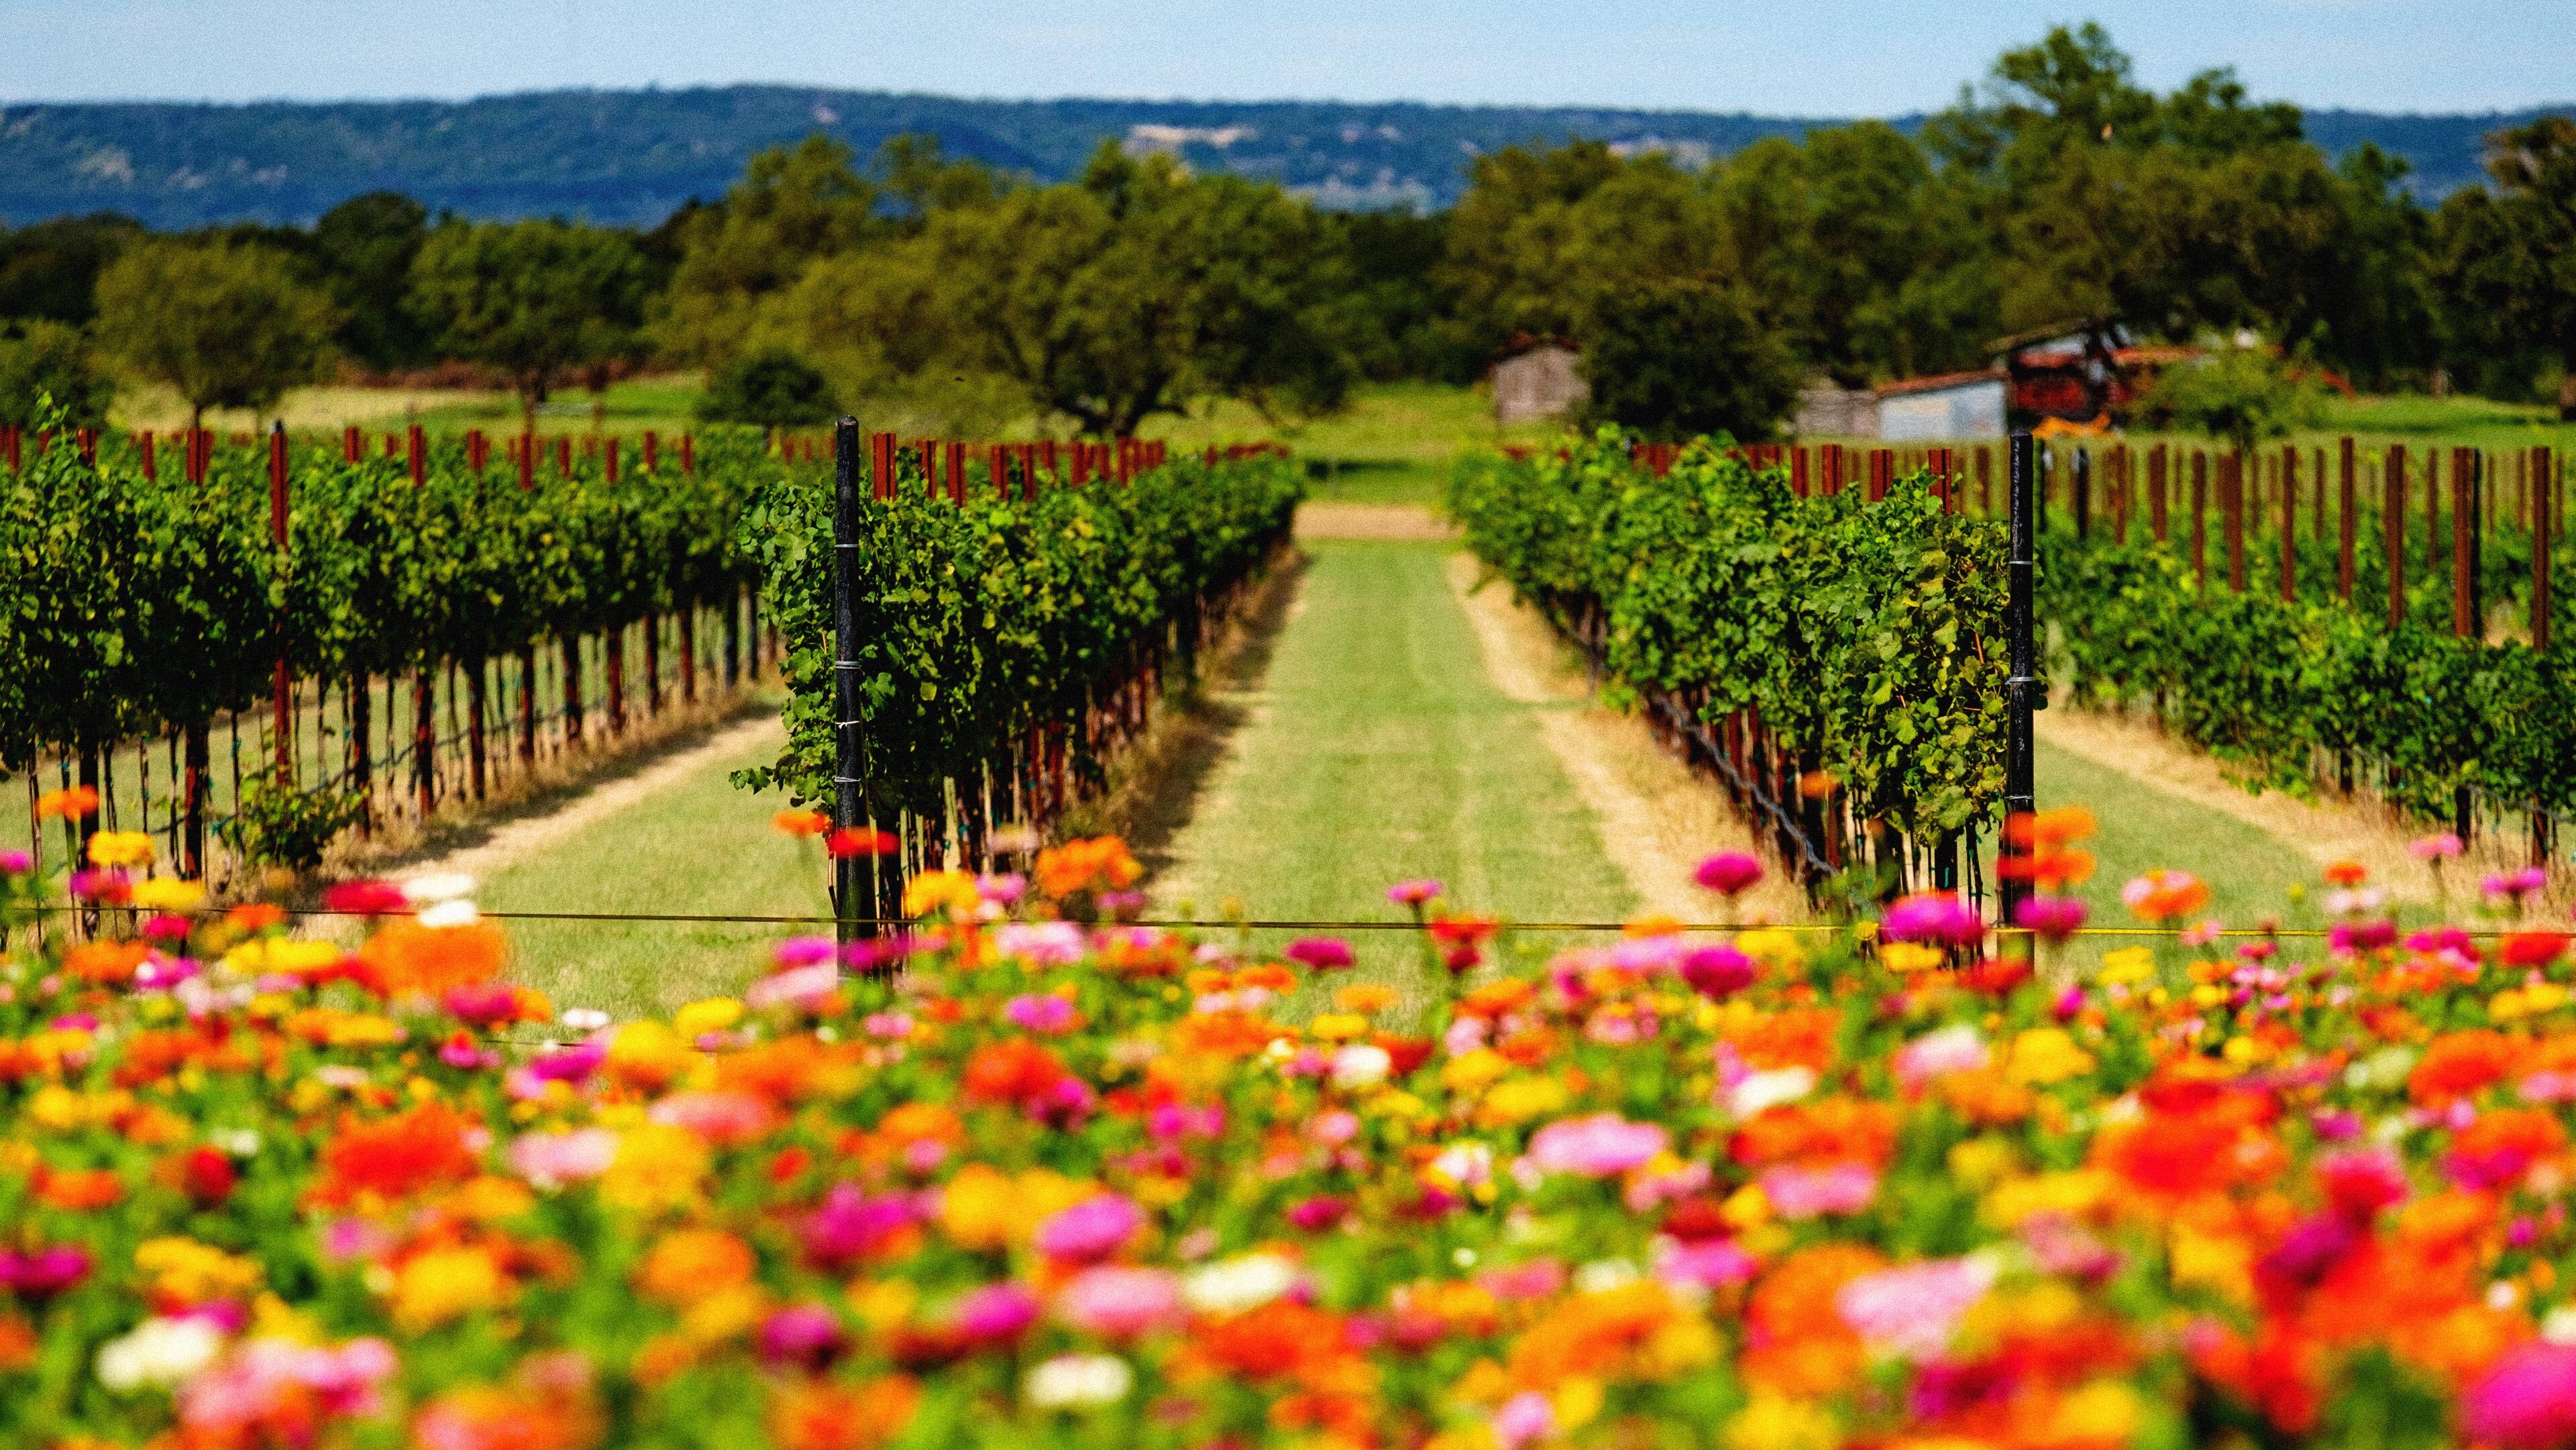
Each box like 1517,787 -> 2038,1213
1110,550 -> 1310,883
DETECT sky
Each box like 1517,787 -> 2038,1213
0,0 -> 2568,115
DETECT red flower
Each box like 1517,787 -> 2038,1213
826,828 -> 900,859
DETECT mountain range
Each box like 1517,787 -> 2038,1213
0,85 -> 2561,229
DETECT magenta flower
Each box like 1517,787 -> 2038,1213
0,1244 -> 92,1298
1034,1194 -> 1144,1263
1880,892 -> 1985,947
1285,937 -> 1355,970
0,849 -> 31,874
953,1281 -> 1040,1343
2485,867 -> 2549,903
1678,945 -> 1756,998
1693,851 -> 1764,898
1387,879 -> 1442,907
1287,1196 -> 1350,1232
2329,918 -> 2398,953
1055,1265 -> 1183,1338
758,1304 -> 845,1367
803,1183 -> 918,1267
2464,1341 -> 2576,1448
2012,894 -> 2086,941
525,1041 -> 604,1084
1525,1113 -> 1668,1178
1004,994 -> 1077,1034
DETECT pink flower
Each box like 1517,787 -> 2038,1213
0,1245 -> 91,1297
2464,1341 -> 2576,1449
1004,994 -> 1077,1034
1495,1391 -> 1555,1449
757,1304 -> 845,1367
1693,851 -> 1764,897
1880,892 -> 1984,947
1387,879 -> 1443,907
1285,937 -> 1355,970
994,921 -> 1087,967
1055,1265 -> 1183,1337
2410,832 -> 2465,862
1654,1237 -> 1758,1289
772,935 -> 838,967
1679,945 -> 1756,998
803,1184 -> 918,1267
647,1090 -> 778,1145
506,1128 -> 619,1190
526,1041 -> 605,1084
953,1281 -> 1040,1342
2485,867 -> 2550,902
1287,1196 -> 1349,1232
1034,1194 -> 1144,1263
1894,1025 -> 1988,1085
2330,919 -> 2398,953
1834,1255 -> 1999,1358
1525,1113 -> 1668,1178
320,879 -> 408,916
2012,894 -> 2086,941
745,962 -> 841,1012
1760,1162 -> 1878,1219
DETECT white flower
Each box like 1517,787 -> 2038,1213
96,1316 -> 223,1392
1572,1259 -> 1640,1294
2542,1306 -> 2576,1344
416,898 -> 480,929
1330,1044 -> 1391,1089
1727,1066 -> 1817,1118
209,1128 -> 262,1158
560,1008 -> 612,1032
1025,1353 -> 1133,1409
1182,1253 -> 1297,1315
399,872 -> 476,906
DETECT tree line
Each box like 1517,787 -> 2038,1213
1,24 -> 2571,439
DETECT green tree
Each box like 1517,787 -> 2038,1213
2433,117 -> 2576,415
1576,277 -> 1797,442
0,321 -> 113,428
2135,344 -> 2322,454
0,213 -> 146,327
410,217 -> 644,425
91,238 -> 335,429
698,347 -> 837,428
652,136 -> 882,366
312,191 -> 433,372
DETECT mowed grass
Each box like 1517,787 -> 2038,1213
472,729 -> 826,1022
1155,539 -> 1635,1018
1982,737 -> 2319,970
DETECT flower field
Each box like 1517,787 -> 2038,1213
6,809 -> 2576,1450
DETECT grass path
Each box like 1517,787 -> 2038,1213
441,720 -> 821,1021
1154,537 -> 1636,1006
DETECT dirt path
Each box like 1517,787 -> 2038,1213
1447,552 -> 1805,924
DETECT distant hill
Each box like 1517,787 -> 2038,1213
0,85 -> 2560,229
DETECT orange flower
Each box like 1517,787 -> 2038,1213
773,809 -> 830,837
767,1376 -> 920,1450
1741,1243 -> 1886,1396
65,941 -> 148,986
34,1167 -> 123,1211
2324,860 -> 2367,887
2408,1031 -> 2520,1106
637,1229 -> 756,1303
1730,1096 -> 1899,1170
309,1102 -> 480,1208
2121,868 -> 2211,923
961,1039 -> 1069,1107
226,902 -> 287,933
34,785 -> 98,820
1725,1007 -> 1842,1072
356,918 -> 507,996
1032,836 -> 1142,897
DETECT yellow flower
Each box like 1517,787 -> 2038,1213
674,998 -> 745,1038
452,1175 -> 537,1223
1333,984 -> 1401,1015
1734,929 -> 1807,970
1879,942 -> 1945,974
1307,1013 -> 1371,1042
605,1021 -> 695,1090
940,1165 -> 1089,1250
847,1278 -> 918,1332
1552,1376 -> 1606,1429
2048,1380 -> 2143,1445
392,1246 -> 511,1330
639,1228 -> 757,1303
1980,1170 -> 2112,1228
1725,1394 -> 1841,1450
2002,1028 -> 2095,1086
129,877 -> 205,912
135,1238 -> 263,1304
2167,1219 -> 2253,1306
1945,1138 -> 2018,1190
2097,947 -> 2156,985
902,869 -> 981,920
1441,1049 -> 1510,1094
600,1123 -> 709,1210
85,831 -> 154,869
1721,1183 -> 1772,1229
682,1282 -> 769,1343
1474,1076 -> 1566,1127
224,939 -> 344,977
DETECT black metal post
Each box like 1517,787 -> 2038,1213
2002,431 -> 2041,922
831,417 -> 867,944
2072,447 -> 2091,541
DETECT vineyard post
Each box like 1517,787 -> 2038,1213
2072,448 -> 2090,539
2453,447 -> 2479,639
2148,444 -> 2167,541
2533,445 -> 2553,652
2280,444 -> 2297,603
2192,452 -> 2208,586
2338,437 -> 2357,602
1976,445 -> 1992,515
2385,446 -> 2408,629
831,417 -> 866,945
2002,431 -> 2040,925
2223,453 -> 2246,592
267,423 -> 292,778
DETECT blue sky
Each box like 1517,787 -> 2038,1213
1,0 -> 2567,113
